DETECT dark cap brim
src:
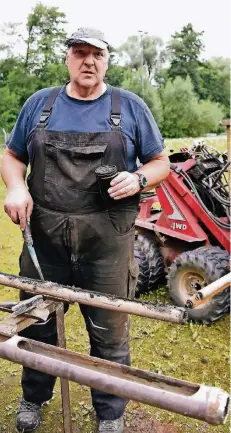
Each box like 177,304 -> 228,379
67,37 -> 108,49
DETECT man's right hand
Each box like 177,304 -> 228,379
4,186 -> 33,230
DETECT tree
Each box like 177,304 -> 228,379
7,69 -> 40,107
196,100 -> 224,135
39,63 -> 69,88
161,76 -> 200,138
0,4 -> 69,132
118,34 -> 166,81
106,64 -> 128,87
142,35 -> 166,80
121,68 -> 163,126
161,75 -> 224,138
0,22 -> 23,57
197,58 -> 230,116
25,2 -> 67,71
167,24 -> 204,93
0,8 -> 227,138
0,57 -> 23,86
0,86 -> 20,131
154,67 -> 169,87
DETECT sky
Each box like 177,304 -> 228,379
0,0 -> 230,60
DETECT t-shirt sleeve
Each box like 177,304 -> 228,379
6,100 -> 32,165
136,106 -> 165,164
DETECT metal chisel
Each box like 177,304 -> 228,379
22,222 -> 45,281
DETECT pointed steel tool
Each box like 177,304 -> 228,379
22,222 -> 45,281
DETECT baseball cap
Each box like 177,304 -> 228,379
66,27 -> 108,50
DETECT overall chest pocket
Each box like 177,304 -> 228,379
44,142 -> 107,192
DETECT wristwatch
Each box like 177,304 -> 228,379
134,172 -> 148,190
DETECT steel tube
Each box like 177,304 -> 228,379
0,335 -> 229,425
185,273 -> 231,308
0,272 -> 187,324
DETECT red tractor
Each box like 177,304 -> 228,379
134,142 -> 230,324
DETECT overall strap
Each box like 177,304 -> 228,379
110,87 -> 121,130
37,86 -> 63,128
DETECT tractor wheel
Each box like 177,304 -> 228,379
136,233 -> 165,293
134,241 -> 149,297
168,247 -> 230,324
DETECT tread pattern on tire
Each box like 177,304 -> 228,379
134,241 -> 150,296
136,233 -> 165,292
168,246 -> 230,324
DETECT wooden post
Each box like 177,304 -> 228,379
56,303 -> 73,433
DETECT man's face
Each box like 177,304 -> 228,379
66,44 -> 109,88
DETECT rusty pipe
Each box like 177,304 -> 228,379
185,273 -> 231,308
0,335 -> 229,425
0,272 -> 187,324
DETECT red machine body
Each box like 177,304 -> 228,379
136,158 -> 230,253
134,146 -> 230,324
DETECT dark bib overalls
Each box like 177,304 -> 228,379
19,86 -> 139,420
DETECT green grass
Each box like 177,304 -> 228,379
165,135 -> 227,153
0,138 -> 230,433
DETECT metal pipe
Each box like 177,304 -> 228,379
0,335 -> 229,425
0,272 -> 187,324
185,273 -> 231,308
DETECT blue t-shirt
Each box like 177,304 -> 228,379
7,84 -> 164,172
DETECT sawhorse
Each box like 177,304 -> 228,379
0,298 -> 72,433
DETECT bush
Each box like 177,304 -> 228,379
196,100 -> 224,135
160,76 -> 225,138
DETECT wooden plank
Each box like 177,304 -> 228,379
0,301 -> 58,337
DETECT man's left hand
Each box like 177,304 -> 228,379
108,171 -> 140,200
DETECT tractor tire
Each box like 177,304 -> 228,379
134,241 -> 149,297
136,233 -> 165,293
168,247 -> 230,324
149,244 -> 166,289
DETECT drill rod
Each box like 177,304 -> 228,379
0,272 -> 187,324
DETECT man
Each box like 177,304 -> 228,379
1,28 -> 170,433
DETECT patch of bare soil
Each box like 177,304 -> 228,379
124,408 -> 179,433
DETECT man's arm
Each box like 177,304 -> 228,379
1,148 -> 33,229
108,150 -> 170,200
135,150 -> 170,190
